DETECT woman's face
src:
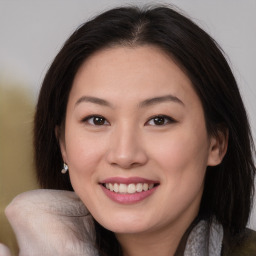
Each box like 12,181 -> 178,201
60,46 -> 223,237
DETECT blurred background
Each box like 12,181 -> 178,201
0,0 -> 256,255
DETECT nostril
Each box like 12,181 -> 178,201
106,150 -> 148,169
105,134 -> 148,168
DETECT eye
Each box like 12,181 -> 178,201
82,115 -> 109,126
146,115 -> 175,126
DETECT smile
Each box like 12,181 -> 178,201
100,177 -> 159,204
104,183 -> 155,194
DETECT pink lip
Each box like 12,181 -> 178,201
101,185 -> 158,204
100,176 -> 158,184
100,177 -> 159,204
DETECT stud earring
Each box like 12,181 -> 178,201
61,163 -> 68,174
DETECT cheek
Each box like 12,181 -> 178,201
65,134 -> 107,208
149,132 -> 209,170
64,131 -> 107,180
146,126 -> 210,196
148,129 -> 209,210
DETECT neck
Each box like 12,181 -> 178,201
116,216 -> 197,256
118,233 -> 178,256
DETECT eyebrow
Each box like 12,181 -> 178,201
75,96 -> 113,108
139,95 -> 184,107
75,94 -> 184,108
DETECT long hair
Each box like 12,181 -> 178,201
34,5 -> 255,255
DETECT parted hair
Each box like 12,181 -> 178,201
34,5 -> 255,255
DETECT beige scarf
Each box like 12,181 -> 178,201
4,190 -> 223,256
184,219 -> 223,256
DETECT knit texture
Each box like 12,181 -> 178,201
184,219 -> 223,256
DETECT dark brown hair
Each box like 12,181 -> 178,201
34,5 -> 255,255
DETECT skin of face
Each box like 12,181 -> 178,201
59,46 -> 227,255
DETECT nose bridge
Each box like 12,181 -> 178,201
106,121 -> 147,168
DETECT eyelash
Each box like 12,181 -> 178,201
82,115 -> 110,126
81,115 -> 176,126
146,115 -> 176,126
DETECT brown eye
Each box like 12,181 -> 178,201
153,116 -> 165,125
92,116 -> 106,125
83,115 -> 109,126
146,115 -> 175,126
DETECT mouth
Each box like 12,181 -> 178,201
100,177 -> 159,204
102,182 -> 158,194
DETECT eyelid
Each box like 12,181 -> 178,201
81,115 -> 110,126
145,115 -> 177,126
80,114 -> 176,126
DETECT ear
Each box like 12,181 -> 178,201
55,125 -> 68,164
207,127 -> 229,166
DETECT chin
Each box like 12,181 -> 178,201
106,224 -> 148,234
97,215 -> 152,234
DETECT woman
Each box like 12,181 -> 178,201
5,5 -> 256,256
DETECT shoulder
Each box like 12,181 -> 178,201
222,228 -> 256,256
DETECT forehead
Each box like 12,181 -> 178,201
69,45 -> 200,108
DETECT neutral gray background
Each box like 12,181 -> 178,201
0,0 -> 255,229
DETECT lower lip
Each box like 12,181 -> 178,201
101,185 -> 158,204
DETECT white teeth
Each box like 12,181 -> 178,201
113,183 -> 119,192
149,184 -> 154,189
136,183 -> 143,192
119,184 -> 127,193
127,184 -> 136,194
104,183 -> 155,194
143,183 -> 149,191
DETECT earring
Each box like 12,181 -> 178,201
61,163 -> 68,174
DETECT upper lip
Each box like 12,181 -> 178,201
100,176 -> 159,184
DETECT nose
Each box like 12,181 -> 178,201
105,124 -> 148,169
